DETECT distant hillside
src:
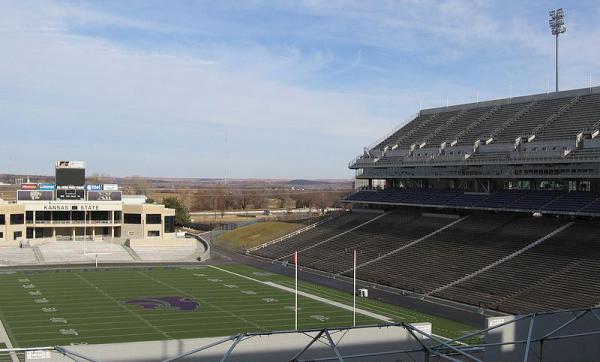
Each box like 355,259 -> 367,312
287,179 -> 326,186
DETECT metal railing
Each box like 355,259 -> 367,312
245,212 -> 345,252
5,308 -> 598,362
369,151 -> 600,168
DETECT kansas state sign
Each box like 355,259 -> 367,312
17,190 -> 54,201
42,204 -> 99,211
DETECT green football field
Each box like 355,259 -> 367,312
0,264 -> 476,348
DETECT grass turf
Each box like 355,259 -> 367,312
0,343 -> 11,362
0,264 -> 476,348
216,222 -> 304,249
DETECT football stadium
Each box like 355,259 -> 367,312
2,85 -> 600,360
2,3 -> 600,362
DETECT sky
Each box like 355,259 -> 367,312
1,1 -> 599,179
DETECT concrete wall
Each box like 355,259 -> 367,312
486,309 -> 600,362
0,202 -> 25,245
126,238 -> 197,248
0,200 -> 175,244
122,204 -> 175,240
38,324 -> 432,362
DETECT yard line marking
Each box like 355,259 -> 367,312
264,282 -> 392,322
73,272 -> 170,339
6,307 -> 362,331
207,265 -> 393,323
0,320 -> 19,362
135,271 -> 267,332
275,279 -> 425,321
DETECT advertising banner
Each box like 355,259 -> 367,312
17,190 -> 54,201
103,184 -> 119,191
39,183 -> 56,190
85,184 -> 103,191
87,191 -> 122,201
21,183 -> 38,190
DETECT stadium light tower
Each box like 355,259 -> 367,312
549,8 -> 566,92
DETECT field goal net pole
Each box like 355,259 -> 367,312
353,249 -> 356,327
295,250 -> 298,330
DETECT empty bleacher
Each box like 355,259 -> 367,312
340,87 -> 600,316
248,207 -> 599,314
252,211 -> 379,260
400,111 -> 463,149
38,241 -> 134,263
429,107 -> 490,146
300,209 -> 447,273
568,148 -> 600,160
0,246 -> 38,265
364,90 -> 600,166
346,188 -> 600,216
535,93 -> 600,141
348,215 -> 562,294
131,245 -> 197,261
462,102 -> 526,145
432,221 -> 600,313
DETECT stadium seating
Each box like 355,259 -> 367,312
361,91 -> 600,169
38,241 -> 134,263
542,191 -> 599,213
493,97 -> 575,143
249,209 -> 600,314
433,221 -> 600,313
0,246 -> 38,265
467,102 -> 529,145
339,88 -> 600,317
348,215 -> 562,294
131,245 -> 198,261
299,209 -> 449,273
534,94 -> 600,141
252,211 -> 378,260
346,188 -> 600,216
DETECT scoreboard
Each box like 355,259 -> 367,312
56,189 -> 85,200
55,161 -> 85,187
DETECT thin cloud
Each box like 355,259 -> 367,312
1,1 -> 599,178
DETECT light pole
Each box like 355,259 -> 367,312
549,8 -> 566,92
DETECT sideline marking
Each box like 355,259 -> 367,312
207,265 -> 467,344
207,265 -> 393,322
0,320 -> 19,362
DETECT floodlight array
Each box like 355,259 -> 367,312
549,8 -> 566,36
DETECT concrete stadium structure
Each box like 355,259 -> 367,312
248,86 -> 600,317
0,161 -> 176,246
349,86 -> 600,204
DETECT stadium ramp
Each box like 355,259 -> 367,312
246,212 -> 345,253
32,246 -> 46,263
122,244 -> 142,261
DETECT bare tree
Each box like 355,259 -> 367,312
88,173 -> 112,184
125,176 -> 151,195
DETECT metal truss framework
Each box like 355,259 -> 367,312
2,308 -> 600,362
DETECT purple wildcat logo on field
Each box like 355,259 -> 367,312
125,296 -> 199,311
